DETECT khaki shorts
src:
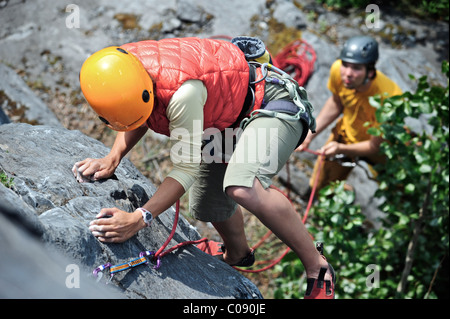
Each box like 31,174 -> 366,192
189,113 -> 305,222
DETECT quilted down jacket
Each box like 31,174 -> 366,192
121,37 -> 263,136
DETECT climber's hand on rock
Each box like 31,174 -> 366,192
89,207 -> 146,243
72,157 -> 116,183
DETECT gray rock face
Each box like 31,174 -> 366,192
0,63 -> 61,126
0,197 -> 122,299
0,123 -> 262,299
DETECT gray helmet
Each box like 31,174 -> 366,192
340,36 -> 379,64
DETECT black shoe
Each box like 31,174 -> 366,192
217,247 -> 255,267
196,240 -> 255,267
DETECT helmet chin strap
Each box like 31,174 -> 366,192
359,67 -> 371,88
362,76 -> 369,85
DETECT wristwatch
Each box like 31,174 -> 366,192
137,207 -> 153,227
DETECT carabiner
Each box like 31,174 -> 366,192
140,250 -> 161,269
153,256 -> 162,270
249,62 -> 269,85
139,250 -> 155,264
93,263 -> 112,283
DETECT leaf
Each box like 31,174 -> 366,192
395,169 -> 406,180
369,95 -> 381,108
419,164 -> 432,173
367,127 -> 381,136
404,100 -> 412,115
397,215 -> 410,226
405,183 -> 415,194
331,213 -> 343,225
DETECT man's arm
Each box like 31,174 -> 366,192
296,93 -> 343,151
320,135 -> 383,158
89,176 -> 186,243
88,80 -> 207,243
73,125 -> 148,182
108,125 -> 149,167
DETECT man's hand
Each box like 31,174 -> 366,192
89,207 -> 146,243
320,141 -> 341,157
72,157 -> 117,183
295,133 -> 313,152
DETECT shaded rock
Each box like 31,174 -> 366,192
177,0 -> 210,24
0,105 -> 9,124
0,197 -> 122,299
0,123 -> 262,299
0,63 -> 61,126
272,1 -> 307,29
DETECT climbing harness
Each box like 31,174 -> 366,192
240,61 -> 316,135
228,36 -> 317,136
238,61 -> 317,150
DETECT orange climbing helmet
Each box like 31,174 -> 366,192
79,46 -> 154,131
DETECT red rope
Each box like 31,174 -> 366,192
272,39 -> 316,87
234,149 -> 325,273
153,148 -> 324,273
154,200 -> 208,261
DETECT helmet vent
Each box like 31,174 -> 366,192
116,48 -> 128,54
142,90 -> 150,103
99,116 -> 110,125
361,43 -> 373,57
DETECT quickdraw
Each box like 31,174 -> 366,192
93,250 -> 158,283
92,202 -> 209,284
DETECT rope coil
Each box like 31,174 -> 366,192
272,39 -> 317,87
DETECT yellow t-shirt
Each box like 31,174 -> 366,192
327,60 -> 402,143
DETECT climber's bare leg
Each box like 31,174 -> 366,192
212,206 -> 252,265
226,178 -> 330,280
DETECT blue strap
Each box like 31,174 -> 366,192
109,256 -> 149,275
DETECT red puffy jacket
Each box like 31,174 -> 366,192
121,37 -> 264,136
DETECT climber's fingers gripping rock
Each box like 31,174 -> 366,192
89,207 -> 145,243
72,157 -> 117,183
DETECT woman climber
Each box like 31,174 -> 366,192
72,36 -> 335,299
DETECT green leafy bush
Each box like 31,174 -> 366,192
314,0 -> 449,21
